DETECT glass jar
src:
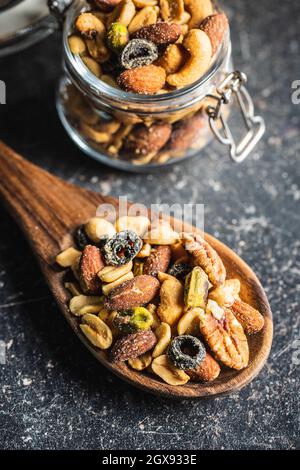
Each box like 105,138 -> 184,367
55,0 -> 265,172
0,0 -> 56,57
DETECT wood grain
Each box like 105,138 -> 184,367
0,140 -> 273,398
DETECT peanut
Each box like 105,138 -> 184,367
68,35 -> 87,55
98,261 -> 133,283
152,322 -> 171,358
128,6 -> 159,34
116,215 -> 150,237
56,247 -> 81,268
177,307 -> 203,335
85,217 -> 116,243
151,354 -> 190,385
102,271 -> 134,295
69,295 -> 103,316
80,313 -> 113,349
128,351 -> 152,370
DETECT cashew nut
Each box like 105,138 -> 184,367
184,0 -> 214,29
128,6 -> 159,34
157,276 -> 184,326
157,44 -> 188,75
167,29 -> 212,88
152,322 -> 171,358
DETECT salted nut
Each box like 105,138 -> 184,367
67,0 -> 233,165
167,29 -> 212,88
80,313 -> 113,349
58,194 -> 264,384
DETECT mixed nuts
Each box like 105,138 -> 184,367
63,0 -> 229,165
56,215 -> 265,386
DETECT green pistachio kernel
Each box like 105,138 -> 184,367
129,307 -> 153,331
107,22 -> 129,52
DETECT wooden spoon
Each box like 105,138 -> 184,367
0,141 -> 273,398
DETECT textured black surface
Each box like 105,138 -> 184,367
0,0 -> 299,450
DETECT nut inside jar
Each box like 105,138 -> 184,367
59,0 -> 231,167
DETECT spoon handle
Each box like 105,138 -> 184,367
0,140 -> 106,261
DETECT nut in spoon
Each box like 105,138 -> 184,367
0,141 -> 273,398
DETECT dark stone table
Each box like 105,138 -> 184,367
0,0 -> 299,450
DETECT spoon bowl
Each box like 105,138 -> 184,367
0,141 -> 273,398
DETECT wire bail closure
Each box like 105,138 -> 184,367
206,71 -> 265,163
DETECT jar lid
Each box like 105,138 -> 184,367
0,0 -> 57,57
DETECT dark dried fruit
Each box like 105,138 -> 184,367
79,245 -> 105,294
102,230 -> 142,266
104,275 -> 160,311
75,225 -> 92,250
113,307 -> 153,333
186,352 -> 221,382
110,329 -> 157,362
133,22 -> 182,45
168,262 -> 192,280
167,335 -> 206,370
144,245 -> 172,277
120,39 -> 158,69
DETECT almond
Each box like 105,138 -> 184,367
133,22 -> 182,45
199,12 -> 229,55
104,274 -> 160,310
110,329 -> 157,361
166,112 -> 207,152
79,245 -> 105,294
117,65 -> 166,94
230,299 -> 265,335
186,352 -> 221,382
87,0 -> 122,12
121,122 -> 172,157
144,245 -> 172,277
